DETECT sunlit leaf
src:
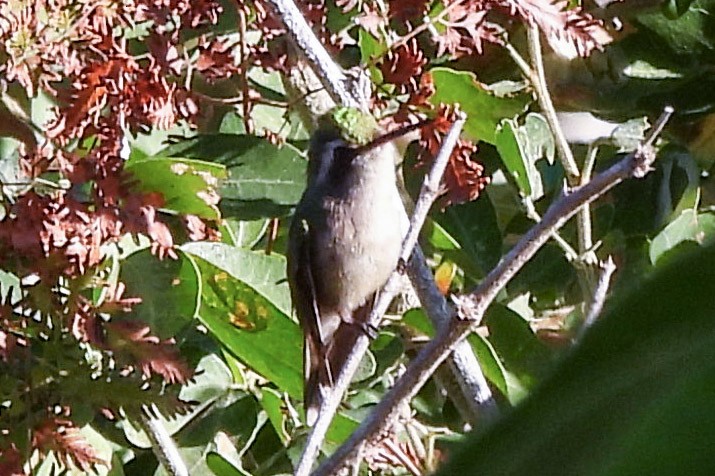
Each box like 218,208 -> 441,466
161,134 -> 307,219
126,158 -> 227,220
649,209 -> 715,264
189,254 -> 303,399
431,68 -> 530,145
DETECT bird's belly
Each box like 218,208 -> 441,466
315,192 -> 405,313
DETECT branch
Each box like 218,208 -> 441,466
313,106 -> 674,476
576,256 -> 617,341
263,0 -> 365,109
139,406 -> 188,476
294,115 -> 467,476
407,248 -> 498,424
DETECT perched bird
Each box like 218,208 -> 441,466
287,109 -> 407,425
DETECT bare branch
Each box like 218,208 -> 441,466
263,0 -> 365,109
407,248 -> 499,424
576,256 -> 617,341
139,406 -> 188,476
313,107 -> 674,476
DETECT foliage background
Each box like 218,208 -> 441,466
0,0 -> 713,474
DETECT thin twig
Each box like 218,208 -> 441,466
576,256 -> 617,341
526,25 -> 579,183
139,406 -> 188,476
400,113 -> 466,262
402,116 -> 498,422
239,9 -> 253,134
523,197 -> 579,261
313,107 -> 674,476
294,116 -> 467,476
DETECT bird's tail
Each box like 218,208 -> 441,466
304,301 -> 372,426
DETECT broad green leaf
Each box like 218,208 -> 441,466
161,134 -> 306,220
466,333 -> 510,401
431,67 -> 530,145
358,28 -> 386,64
637,0 -> 715,57
182,241 -> 291,316
437,241 -> 715,476
325,413 -> 360,448
423,219 -> 461,251
207,451 -> 249,476
649,209 -> 715,263
125,157 -> 227,219
507,243 -> 575,308
119,248 -> 200,339
521,113 -> 555,165
435,194 -> 503,276
663,0 -> 697,17
622,60 -> 683,79
483,305 -> 553,393
190,254 -> 303,398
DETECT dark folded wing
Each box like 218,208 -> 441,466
287,215 -> 329,425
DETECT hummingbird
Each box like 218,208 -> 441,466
287,109 -> 409,425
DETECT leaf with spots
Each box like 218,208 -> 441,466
126,157 -> 227,220
189,254 -> 303,399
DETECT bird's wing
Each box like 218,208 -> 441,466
287,215 -> 331,425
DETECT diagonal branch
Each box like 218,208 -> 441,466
263,0 -> 365,109
313,106 -> 674,476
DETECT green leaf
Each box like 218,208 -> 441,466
182,241 -> 292,316
431,67 -> 530,145
223,218 -> 269,248
649,209 -> 715,264
466,333 -> 510,401
495,119 -> 537,198
622,60 -> 683,79
190,254 -> 303,399
358,28 -> 386,64
207,451 -> 249,476
521,113 -> 555,165
436,240 -> 715,476
483,304 -> 553,393
325,413 -> 360,448
119,248 -> 200,339
125,157 -> 227,220
161,134 -> 306,220
637,0 -> 715,57
260,387 -> 290,444
435,192 -> 503,276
